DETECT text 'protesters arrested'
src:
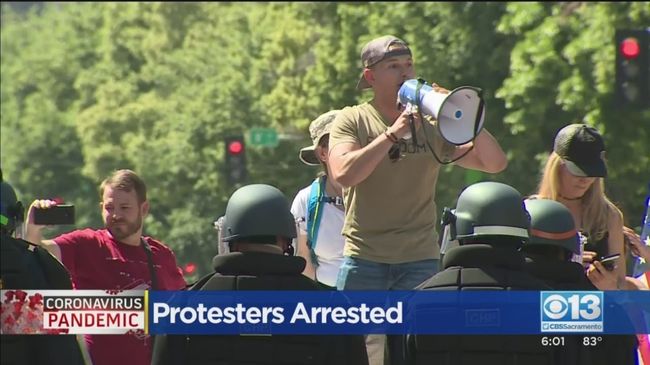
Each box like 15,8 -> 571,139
153,302 -> 403,325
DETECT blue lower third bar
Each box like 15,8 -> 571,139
148,290 -> 650,335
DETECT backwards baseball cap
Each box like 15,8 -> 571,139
356,35 -> 412,90
553,123 -> 607,178
299,110 -> 340,166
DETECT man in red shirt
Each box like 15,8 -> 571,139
25,169 -> 186,365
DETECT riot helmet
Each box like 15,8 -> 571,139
215,184 -> 296,253
442,181 -> 530,244
523,198 -> 580,259
0,170 -> 24,235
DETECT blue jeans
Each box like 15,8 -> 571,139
336,256 -> 439,290
336,256 -> 439,365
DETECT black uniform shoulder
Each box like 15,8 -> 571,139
211,252 -> 306,276
419,244 -> 550,290
1,234 -> 72,290
153,252 -> 367,365
191,252 -> 320,291
0,234 -> 84,365
524,256 -> 595,290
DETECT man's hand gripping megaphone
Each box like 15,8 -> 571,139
395,82 -> 450,141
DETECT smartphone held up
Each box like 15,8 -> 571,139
598,253 -> 621,272
33,204 -> 75,225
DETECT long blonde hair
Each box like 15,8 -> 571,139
537,152 -> 622,241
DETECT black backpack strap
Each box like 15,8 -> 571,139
141,237 -> 158,290
140,237 -> 160,363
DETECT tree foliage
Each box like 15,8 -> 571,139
2,2 -> 648,278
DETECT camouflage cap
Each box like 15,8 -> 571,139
356,35 -> 412,90
299,110 -> 340,166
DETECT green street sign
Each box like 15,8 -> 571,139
248,128 -> 279,147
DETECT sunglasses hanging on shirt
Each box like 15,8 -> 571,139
321,196 -> 343,206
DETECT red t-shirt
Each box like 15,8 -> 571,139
55,228 -> 186,365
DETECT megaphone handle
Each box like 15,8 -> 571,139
408,113 -> 418,145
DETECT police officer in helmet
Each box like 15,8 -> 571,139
404,181 -> 553,365
522,198 -> 592,289
216,183 -> 297,259
522,198 -> 638,365
152,184 -> 367,365
1,170 -> 88,365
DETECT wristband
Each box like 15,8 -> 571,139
385,130 -> 398,144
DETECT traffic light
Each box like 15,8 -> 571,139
183,262 -> 197,275
224,135 -> 248,186
615,29 -> 649,109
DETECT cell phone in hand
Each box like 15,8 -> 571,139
33,205 -> 75,225
599,253 -> 621,271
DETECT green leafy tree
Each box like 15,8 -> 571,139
1,3 -> 104,232
2,2 -> 646,279
496,2 -> 650,225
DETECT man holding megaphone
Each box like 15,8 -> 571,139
328,34 -> 507,364
330,34 -> 507,287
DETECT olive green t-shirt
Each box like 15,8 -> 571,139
329,102 -> 456,264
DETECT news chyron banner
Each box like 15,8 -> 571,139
2,290 -> 649,335
1,289 -> 145,335
148,290 -> 650,335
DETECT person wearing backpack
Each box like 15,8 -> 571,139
291,109 -> 345,290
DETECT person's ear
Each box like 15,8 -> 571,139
141,201 -> 149,217
363,68 -> 375,86
317,146 -> 328,163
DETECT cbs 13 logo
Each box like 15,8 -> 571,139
541,292 -> 603,322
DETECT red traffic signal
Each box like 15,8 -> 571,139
224,135 -> 248,186
620,37 -> 641,60
183,263 -> 196,275
615,29 -> 649,109
228,140 -> 244,155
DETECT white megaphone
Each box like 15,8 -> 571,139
398,79 -> 486,145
